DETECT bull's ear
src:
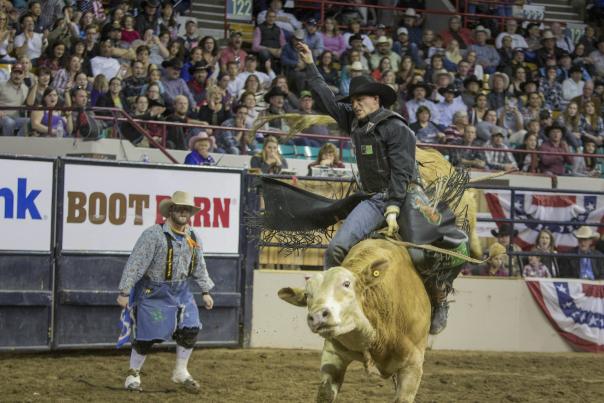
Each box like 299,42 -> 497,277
278,287 -> 308,307
359,259 -> 389,286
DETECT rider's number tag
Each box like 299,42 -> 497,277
361,145 -> 373,155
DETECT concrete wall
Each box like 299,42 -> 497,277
251,270 -> 573,352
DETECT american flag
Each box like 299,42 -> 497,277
526,280 -> 604,353
485,192 -> 604,252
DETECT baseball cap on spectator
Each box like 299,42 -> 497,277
300,90 -> 312,99
162,59 -> 184,69
350,61 -> 364,72
230,30 -> 243,37
306,18 -> 317,26
348,33 -> 363,45
397,27 -> 408,36
11,63 -> 25,73
293,29 -> 305,41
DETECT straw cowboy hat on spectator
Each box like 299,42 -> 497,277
403,8 -> 419,18
541,30 -> 556,42
375,36 -> 392,46
474,25 -> 491,38
159,191 -> 201,218
489,72 -> 510,90
573,226 -> 599,239
349,61 -> 364,72
188,131 -> 216,151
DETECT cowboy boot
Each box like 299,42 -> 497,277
429,288 -> 449,335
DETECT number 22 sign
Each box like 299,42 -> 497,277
227,0 -> 252,21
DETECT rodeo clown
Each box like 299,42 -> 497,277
116,191 -> 214,393
296,42 -> 467,335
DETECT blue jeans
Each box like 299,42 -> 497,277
324,193 -> 386,269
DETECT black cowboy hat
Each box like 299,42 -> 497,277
142,0 -> 161,7
162,59 -> 183,70
463,75 -> 483,88
437,84 -> 461,97
348,33 -> 363,45
408,82 -> 433,98
491,223 -> 518,237
263,86 -> 288,103
520,80 -> 540,93
339,75 -> 397,107
545,123 -> 565,137
188,61 -> 210,75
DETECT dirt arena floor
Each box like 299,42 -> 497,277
0,348 -> 602,402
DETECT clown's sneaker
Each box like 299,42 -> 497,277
124,368 -> 142,392
172,371 -> 200,394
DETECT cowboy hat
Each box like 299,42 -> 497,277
339,75 -> 397,107
544,123 -> 565,137
437,84 -> 461,97
375,36 -> 392,46
408,82 -> 433,98
573,226 -> 599,239
463,75 -> 483,88
474,25 -> 491,38
489,72 -> 510,90
541,30 -> 556,41
143,0 -> 161,8
488,242 -> 507,258
263,86 -> 288,103
158,191 -> 201,218
349,61 -> 364,72
162,59 -> 184,70
403,8 -> 419,18
292,29 -> 305,41
188,61 -> 211,75
520,80 -> 539,93
491,223 -> 518,237
188,131 -> 216,151
348,33 -> 363,45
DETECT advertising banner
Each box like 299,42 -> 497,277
62,163 -> 241,254
0,159 -> 54,252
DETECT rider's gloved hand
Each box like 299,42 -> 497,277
384,205 -> 400,237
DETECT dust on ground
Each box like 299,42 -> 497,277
0,348 -> 602,402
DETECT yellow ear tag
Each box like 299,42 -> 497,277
372,270 -> 380,278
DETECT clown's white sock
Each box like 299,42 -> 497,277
129,349 -> 146,371
174,346 -> 194,379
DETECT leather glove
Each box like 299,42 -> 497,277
384,205 -> 400,237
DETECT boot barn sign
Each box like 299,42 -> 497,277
61,162 -> 241,254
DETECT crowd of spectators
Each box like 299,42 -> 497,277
0,0 -> 604,179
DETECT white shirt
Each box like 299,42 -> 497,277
495,33 -> 528,49
90,56 -> 121,80
561,78 -> 584,101
14,32 -> 44,60
236,69 -> 276,89
406,99 -> 439,124
434,97 -> 467,127
342,32 -> 374,53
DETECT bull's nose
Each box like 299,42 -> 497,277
307,308 -> 331,329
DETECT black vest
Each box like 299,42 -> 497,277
259,23 -> 281,49
350,109 -> 406,194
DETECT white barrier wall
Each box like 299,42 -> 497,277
251,270 -> 574,353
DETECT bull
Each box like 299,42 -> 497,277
279,238 -> 430,403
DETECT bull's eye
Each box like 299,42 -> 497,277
343,280 -> 351,288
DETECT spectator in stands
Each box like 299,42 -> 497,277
464,50 -> 484,80
550,22 -> 574,54
467,26 -> 499,74
307,143 -> 345,176
556,101 -> 583,149
96,76 -> 127,116
37,41 -> 66,76
181,20 -> 200,54
523,252 -> 551,278
240,91 -> 261,128
406,82 -> 438,124
161,58 -> 196,108
371,56 -> 391,81
398,8 -> 422,45
187,61 -> 210,107
514,132 -> 541,173
440,15 -> 473,50
256,0 -> 301,36
0,63 -> 29,136
474,242 -> 510,276
520,92 -> 545,125
435,85 -> 466,127
562,66 -> 586,101
218,103 -> 250,155
572,80 -> 601,116
219,30 -> 247,72
164,95 -> 201,150
135,0 -> 160,35
443,109 -> 468,144
525,23 -> 542,53
485,130 -> 518,172
320,17 -> 346,60
588,38 -> 604,78
25,66 -> 51,107
391,27 -> 421,67
486,72 -> 509,111
572,138 -> 601,177
316,51 -> 340,95
184,132 -> 216,166
409,105 -> 443,144
252,9 -> 286,67
342,19 -> 374,54
497,96 -> 525,146
449,125 -> 486,169
468,93 -> 488,125
540,66 -> 564,111
532,228 -> 560,277
536,30 -> 566,68
580,101 -> 604,145
560,226 -> 604,280
280,30 -> 306,94
495,19 -> 528,50
342,34 -> 370,70
491,223 -> 522,276
69,87 -> 105,139
196,86 -> 231,131
476,109 -> 504,145
370,36 -> 400,71
30,87 -> 71,137
340,60 -> 365,97
90,39 -> 124,80
236,54 -> 275,91
539,124 -> 573,175
272,75 -> 299,112
250,135 -> 288,174
14,13 -> 47,62
298,90 -> 329,136
303,18 -> 324,59
120,95 -> 155,146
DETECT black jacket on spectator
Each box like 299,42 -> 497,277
196,105 -> 231,127
165,114 -> 188,150
258,22 -> 281,49
559,248 -> 604,279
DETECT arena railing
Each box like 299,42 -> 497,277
294,0 -> 555,34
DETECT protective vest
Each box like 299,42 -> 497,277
164,232 -> 197,280
350,108 -> 406,194
258,23 -> 281,49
